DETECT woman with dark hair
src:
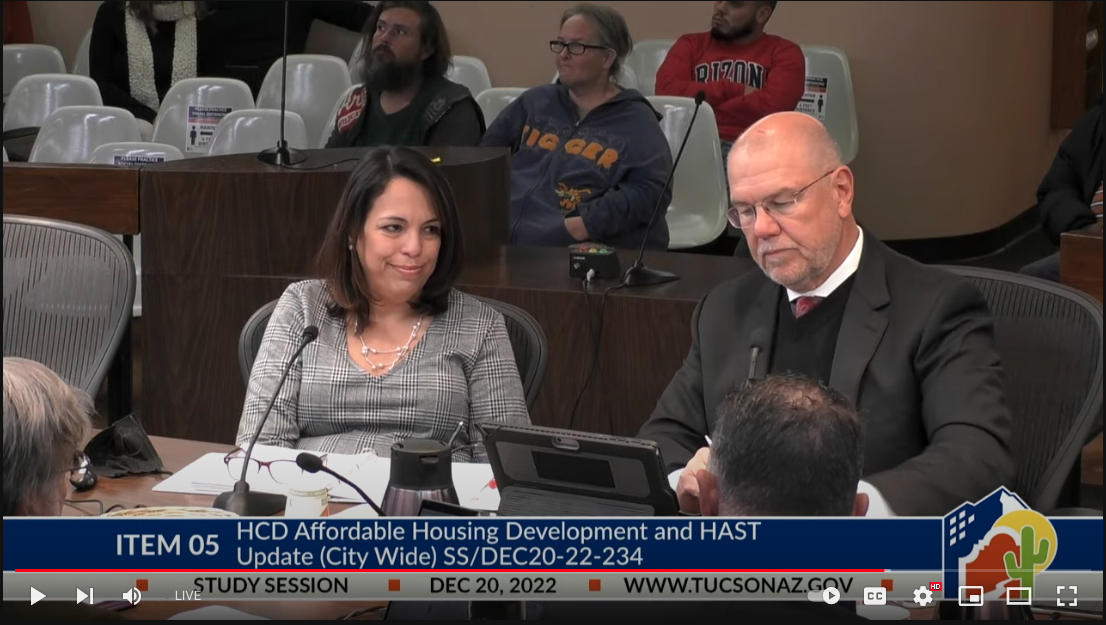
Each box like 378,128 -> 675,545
236,147 -> 529,459
89,1 -> 215,124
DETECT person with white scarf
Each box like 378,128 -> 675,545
89,1 -> 212,124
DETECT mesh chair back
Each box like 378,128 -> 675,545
941,266 -> 1103,511
473,297 -> 548,410
3,215 -> 136,395
238,300 -> 279,387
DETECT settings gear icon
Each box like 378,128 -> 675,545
913,586 -> 934,606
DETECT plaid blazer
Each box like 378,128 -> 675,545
236,280 -> 531,461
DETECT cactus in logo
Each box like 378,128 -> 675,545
1003,525 -> 1051,590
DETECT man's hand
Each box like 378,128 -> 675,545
565,216 -> 590,241
676,447 -> 711,513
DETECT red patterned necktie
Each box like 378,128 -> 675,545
792,296 -> 824,319
1093,181 -> 1103,216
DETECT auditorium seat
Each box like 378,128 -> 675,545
3,44 -> 66,98
3,74 -> 102,132
648,96 -> 729,250
797,45 -> 859,165
151,78 -> 255,158
208,109 -> 309,155
447,56 -> 493,97
475,88 -> 525,126
348,38 -> 365,84
72,28 -> 93,77
89,141 -> 183,165
256,55 -> 351,152
28,106 -> 140,163
626,39 -> 675,96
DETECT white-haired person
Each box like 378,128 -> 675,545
2,357 -> 125,620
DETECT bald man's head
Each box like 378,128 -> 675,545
730,112 -> 842,178
725,112 -> 858,294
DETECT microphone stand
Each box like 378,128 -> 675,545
258,0 -> 306,166
214,327 -> 319,516
621,92 -> 707,287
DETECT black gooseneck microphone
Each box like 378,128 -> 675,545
295,452 -> 386,517
214,325 -> 319,516
621,90 -> 707,287
258,0 -> 307,166
747,328 -> 769,381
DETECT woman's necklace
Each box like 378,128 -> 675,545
355,315 -> 424,373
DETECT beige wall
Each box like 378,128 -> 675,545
27,0 -> 1064,241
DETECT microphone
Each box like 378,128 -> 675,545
621,90 -> 707,287
257,0 -> 307,166
747,328 -> 769,380
296,452 -> 386,517
214,325 -> 319,516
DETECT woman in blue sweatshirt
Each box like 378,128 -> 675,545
480,4 -> 674,251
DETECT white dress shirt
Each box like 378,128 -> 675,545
664,226 -> 897,517
786,226 -> 864,302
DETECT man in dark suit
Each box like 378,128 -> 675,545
638,112 -> 1014,517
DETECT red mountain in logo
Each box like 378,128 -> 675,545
965,532 -> 1018,595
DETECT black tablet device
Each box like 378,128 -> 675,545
480,423 -> 678,516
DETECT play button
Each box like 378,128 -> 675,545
30,587 -> 45,605
822,587 -> 841,605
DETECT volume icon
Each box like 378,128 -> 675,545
123,587 -> 142,605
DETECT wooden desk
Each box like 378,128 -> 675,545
1,163 -> 140,235
1060,229 -> 1104,303
65,435 -> 382,620
459,247 -> 754,435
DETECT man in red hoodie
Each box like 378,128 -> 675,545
655,1 -> 805,168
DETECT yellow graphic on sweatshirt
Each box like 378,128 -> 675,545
556,183 -> 592,212
521,125 -> 620,170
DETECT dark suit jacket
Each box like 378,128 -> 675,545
638,233 -> 1015,516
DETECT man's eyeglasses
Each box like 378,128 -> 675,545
223,448 -> 330,486
549,40 -> 609,56
728,169 -> 836,228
